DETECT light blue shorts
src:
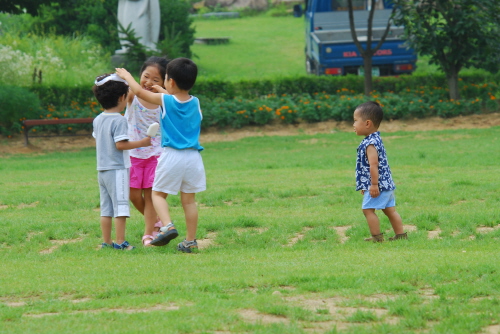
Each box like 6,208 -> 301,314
98,168 -> 130,218
362,190 -> 396,210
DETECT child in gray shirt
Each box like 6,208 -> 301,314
92,73 -> 151,250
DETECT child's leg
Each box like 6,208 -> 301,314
152,190 -> 172,227
114,216 -> 127,244
363,209 -> 381,235
129,188 -> 145,214
181,192 -> 198,241
382,207 -> 404,235
143,188 -> 157,235
100,216 -> 112,244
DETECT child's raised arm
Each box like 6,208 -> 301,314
115,68 -> 163,106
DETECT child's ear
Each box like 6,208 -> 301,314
169,78 -> 177,88
118,94 -> 128,103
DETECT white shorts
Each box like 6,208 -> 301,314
153,147 -> 206,195
98,168 -> 130,217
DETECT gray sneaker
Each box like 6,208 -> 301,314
150,222 -> 178,247
177,239 -> 198,253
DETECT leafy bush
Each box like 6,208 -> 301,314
0,32 -> 110,87
0,85 -> 41,135
30,0 -> 121,54
159,0 -> 196,59
197,88 -> 499,129
28,72 -> 500,108
29,86 -> 95,109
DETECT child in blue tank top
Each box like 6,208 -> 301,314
116,58 -> 206,253
353,101 -> 407,242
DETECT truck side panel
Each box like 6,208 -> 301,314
304,3 -> 417,76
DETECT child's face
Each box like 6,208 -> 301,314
353,109 -> 370,136
140,65 -> 164,91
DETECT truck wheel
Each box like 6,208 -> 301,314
306,58 -> 315,75
315,65 -> 323,76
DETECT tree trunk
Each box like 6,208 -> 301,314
447,68 -> 460,100
363,55 -> 373,96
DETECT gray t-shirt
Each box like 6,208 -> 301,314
92,112 -> 131,171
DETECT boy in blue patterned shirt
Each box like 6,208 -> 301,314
353,101 -> 406,242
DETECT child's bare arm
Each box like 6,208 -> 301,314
115,68 -> 163,105
115,137 -> 151,151
366,144 -> 380,198
126,87 -> 136,104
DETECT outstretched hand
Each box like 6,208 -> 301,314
115,68 -> 132,81
152,85 -> 168,94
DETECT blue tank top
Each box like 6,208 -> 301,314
160,94 -> 203,151
355,132 -> 395,191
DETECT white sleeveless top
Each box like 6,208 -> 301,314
124,96 -> 162,159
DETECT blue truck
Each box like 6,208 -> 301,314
301,0 -> 417,76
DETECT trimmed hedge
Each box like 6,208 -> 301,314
29,72 -> 500,108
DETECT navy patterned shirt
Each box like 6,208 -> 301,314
355,132 -> 396,191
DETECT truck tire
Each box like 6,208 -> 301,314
315,64 -> 323,76
306,57 -> 315,75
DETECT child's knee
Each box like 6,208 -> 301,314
362,208 -> 375,216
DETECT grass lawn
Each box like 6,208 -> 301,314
2,127 -> 500,333
192,15 -> 306,80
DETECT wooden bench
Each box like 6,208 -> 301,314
23,118 -> 94,146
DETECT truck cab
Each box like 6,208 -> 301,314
304,0 -> 417,76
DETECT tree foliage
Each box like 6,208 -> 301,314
347,0 -> 395,96
392,0 -> 500,100
0,0 -> 53,15
30,0 -> 121,53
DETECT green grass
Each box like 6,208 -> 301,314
192,15 -> 305,80
2,128 -> 500,333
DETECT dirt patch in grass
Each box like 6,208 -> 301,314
238,309 -> 290,324
23,304 -> 179,318
282,294 -> 399,332
286,227 -> 313,247
483,324 -> 500,334
39,237 -> 84,254
17,201 -> 39,209
235,227 -> 268,235
197,231 -> 217,250
2,114 -> 500,156
476,225 -> 500,234
330,226 -> 351,244
428,228 -> 442,239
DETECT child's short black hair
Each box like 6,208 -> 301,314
356,101 -> 384,128
92,74 -> 129,110
166,58 -> 197,91
140,56 -> 169,82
